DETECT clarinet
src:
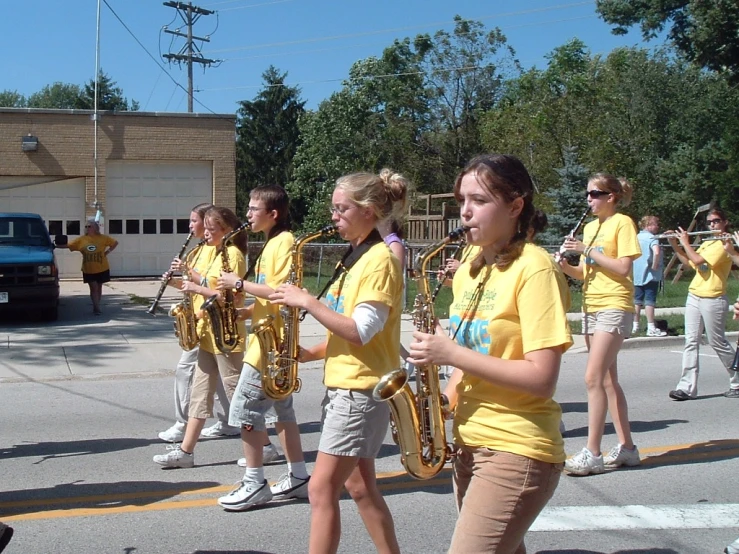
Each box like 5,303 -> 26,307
147,232 -> 194,315
554,207 -> 591,262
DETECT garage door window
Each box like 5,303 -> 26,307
176,219 -> 189,234
143,219 -> 157,234
126,220 -> 140,234
66,221 -> 82,235
48,220 -> 63,236
109,220 -> 123,234
160,219 -> 174,234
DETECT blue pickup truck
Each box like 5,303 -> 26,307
0,212 -> 63,321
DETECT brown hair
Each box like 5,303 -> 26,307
453,154 -> 536,273
708,206 -> 730,231
588,173 -> 633,207
250,184 -> 291,237
204,206 -> 248,253
191,202 -> 214,222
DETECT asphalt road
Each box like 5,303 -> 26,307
0,281 -> 738,553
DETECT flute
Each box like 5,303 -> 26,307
147,232 -> 194,315
554,207 -> 591,262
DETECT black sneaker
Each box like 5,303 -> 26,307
668,389 -> 692,401
724,388 -> 739,399
0,524 -> 14,554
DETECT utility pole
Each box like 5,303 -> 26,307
162,1 -> 217,112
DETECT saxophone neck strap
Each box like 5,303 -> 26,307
301,228 -> 383,321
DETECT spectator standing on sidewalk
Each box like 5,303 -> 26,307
633,215 -> 667,337
63,219 -> 117,315
558,174 -> 642,476
665,207 -> 738,401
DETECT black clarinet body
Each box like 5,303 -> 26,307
554,207 -> 592,262
147,232 -> 194,315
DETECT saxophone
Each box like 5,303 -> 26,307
201,222 -> 250,354
252,225 -> 338,400
169,240 -> 206,351
372,226 -> 468,480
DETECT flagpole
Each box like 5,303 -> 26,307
93,0 -> 102,225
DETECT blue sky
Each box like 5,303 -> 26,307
5,0 -> 662,114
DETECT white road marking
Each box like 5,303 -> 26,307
531,504 -> 739,531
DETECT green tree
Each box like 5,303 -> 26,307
27,82 -> 82,109
235,66 -> 306,217
596,0 -> 739,81
415,16 -> 520,188
0,90 -> 26,107
75,71 -> 139,111
539,146 -> 590,247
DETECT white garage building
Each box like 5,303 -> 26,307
0,109 -> 236,278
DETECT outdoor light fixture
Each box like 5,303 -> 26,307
21,135 -> 38,152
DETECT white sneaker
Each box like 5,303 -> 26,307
200,421 -> 240,438
218,479 -> 272,511
603,444 -> 641,468
153,445 -> 194,468
270,472 -> 310,499
237,444 -> 281,467
158,422 -> 186,443
646,327 -> 667,337
564,447 -> 604,476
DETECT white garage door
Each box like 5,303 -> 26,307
0,177 -> 86,278
106,161 -> 212,276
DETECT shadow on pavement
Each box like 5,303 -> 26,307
563,419 -> 688,439
640,438 -> 739,468
536,548 -> 680,554
1,436 -> 163,461
536,550 -> 679,554
0,479 -> 221,518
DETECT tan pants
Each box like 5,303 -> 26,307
449,446 -> 562,554
188,349 -> 243,419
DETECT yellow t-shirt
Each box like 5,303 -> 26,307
460,244 -> 482,264
245,231 -> 294,369
197,244 -> 247,354
186,243 -> 217,315
68,234 -> 117,274
688,239 -> 732,298
324,242 -> 403,389
581,213 -> 641,313
451,243 -> 573,464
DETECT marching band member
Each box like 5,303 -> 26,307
153,207 -> 247,468
216,185 -> 312,511
157,203 -> 238,444
270,171 -> 403,554
666,207 -> 738,400
559,174 -> 641,476
412,154 -> 572,553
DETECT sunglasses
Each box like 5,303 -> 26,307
586,190 -> 610,199
707,218 -> 724,225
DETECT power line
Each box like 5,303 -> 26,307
101,0 -> 217,113
203,1 -> 595,55
201,14 -> 599,93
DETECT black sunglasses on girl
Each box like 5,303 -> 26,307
586,190 -> 610,199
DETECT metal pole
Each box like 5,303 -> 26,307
93,0 -> 101,215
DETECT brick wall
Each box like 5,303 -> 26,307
0,109 -> 236,215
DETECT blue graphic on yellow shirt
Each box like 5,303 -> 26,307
257,272 -> 266,285
448,315 -> 491,354
585,246 -> 602,266
326,291 -> 344,314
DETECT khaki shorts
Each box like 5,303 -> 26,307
318,387 -> 389,458
582,310 -> 633,337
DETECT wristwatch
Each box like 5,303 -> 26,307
234,279 -> 243,291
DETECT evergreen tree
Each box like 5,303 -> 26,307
540,146 -> 590,247
235,66 -> 305,218
75,71 -> 138,111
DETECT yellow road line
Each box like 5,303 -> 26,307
2,440 -> 735,522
